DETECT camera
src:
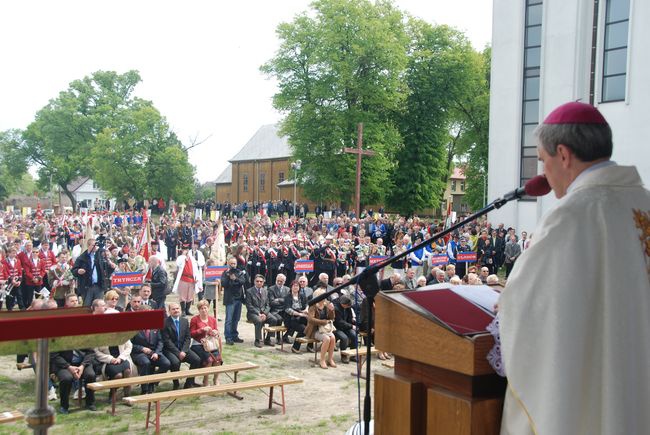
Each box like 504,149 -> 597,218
96,234 -> 107,250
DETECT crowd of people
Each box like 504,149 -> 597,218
0,205 -> 528,414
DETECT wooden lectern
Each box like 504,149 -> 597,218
374,290 -> 506,435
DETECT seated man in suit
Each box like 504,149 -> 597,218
245,274 -> 281,348
50,349 -> 96,414
138,284 -> 157,308
161,302 -> 202,389
131,305 -> 171,394
125,295 -> 142,312
333,295 -> 358,363
267,273 -> 290,343
401,268 -> 418,290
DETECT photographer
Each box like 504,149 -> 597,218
220,257 -> 249,345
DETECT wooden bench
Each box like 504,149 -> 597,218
295,337 -> 319,364
262,325 -> 288,352
341,347 -> 380,379
0,411 -> 23,424
87,361 -> 259,415
124,376 -> 304,433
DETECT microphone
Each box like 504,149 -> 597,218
502,175 -> 551,201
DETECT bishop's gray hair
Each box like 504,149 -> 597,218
534,123 -> 612,162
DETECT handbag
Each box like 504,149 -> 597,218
201,334 -> 219,352
318,320 -> 335,334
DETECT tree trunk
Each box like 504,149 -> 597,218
60,184 -> 76,211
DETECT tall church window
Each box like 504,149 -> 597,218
520,0 -> 543,191
602,0 -> 630,102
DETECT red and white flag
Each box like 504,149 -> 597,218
137,209 -> 151,262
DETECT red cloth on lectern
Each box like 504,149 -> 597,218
403,289 -> 494,335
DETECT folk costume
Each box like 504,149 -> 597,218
172,250 -> 202,314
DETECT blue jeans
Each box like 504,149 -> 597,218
224,300 -> 242,341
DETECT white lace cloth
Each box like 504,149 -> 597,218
486,315 -> 506,377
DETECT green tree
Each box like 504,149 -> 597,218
261,0 -> 409,207
0,129 -> 29,201
389,22 -> 486,216
453,47 -> 491,210
20,70 -> 195,208
93,99 -> 194,204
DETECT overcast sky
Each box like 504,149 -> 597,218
0,0 -> 492,183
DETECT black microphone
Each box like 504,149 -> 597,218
501,175 -> 551,201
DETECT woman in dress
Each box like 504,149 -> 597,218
190,299 -> 222,386
305,289 -> 337,369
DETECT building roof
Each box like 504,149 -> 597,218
450,167 -> 466,180
214,164 -> 232,184
277,179 -> 296,187
229,124 -> 291,162
66,176 -> 91,193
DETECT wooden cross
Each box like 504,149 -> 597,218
344,123 -> 375,218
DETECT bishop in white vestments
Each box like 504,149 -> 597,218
499,102 -> 650,434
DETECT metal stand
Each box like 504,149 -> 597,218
26,338 -> 55,435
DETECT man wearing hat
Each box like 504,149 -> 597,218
499,102 -> 650,434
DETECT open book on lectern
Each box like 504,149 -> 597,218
401,284 -> 499,336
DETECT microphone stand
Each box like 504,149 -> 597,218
310,192 -> 520,435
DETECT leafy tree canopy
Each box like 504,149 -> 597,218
263,0 -> 490,215
0,129 -> 29,201
20,70 -> 195,209
262,0 -> 409,206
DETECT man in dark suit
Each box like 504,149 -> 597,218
161,302 -> 201,389
72,238 -> 114,306
50,349 -> 96,414
245,274 -> 280,347
139,284 -> 157,308
149,257 -> 168,309
267,273 -> 290,343
131,306 -> 171,394
164,224 -> 178,261
333,295 -> 358,363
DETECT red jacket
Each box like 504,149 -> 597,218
2,258 -> 23,284
24,257 -> 47,286
190,315 -> 218,341
17,250 -> 31,271
39,249 -> 56,271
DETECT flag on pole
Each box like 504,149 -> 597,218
137,209 -> 151,262
210,220 -> 227,265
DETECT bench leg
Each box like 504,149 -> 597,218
155,401 -> 161,434
268,386 -> 274,409
145,402 -> 151,429
111,388 -> 117,416
281,385 -> 286,414
227,370 -> 244,400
